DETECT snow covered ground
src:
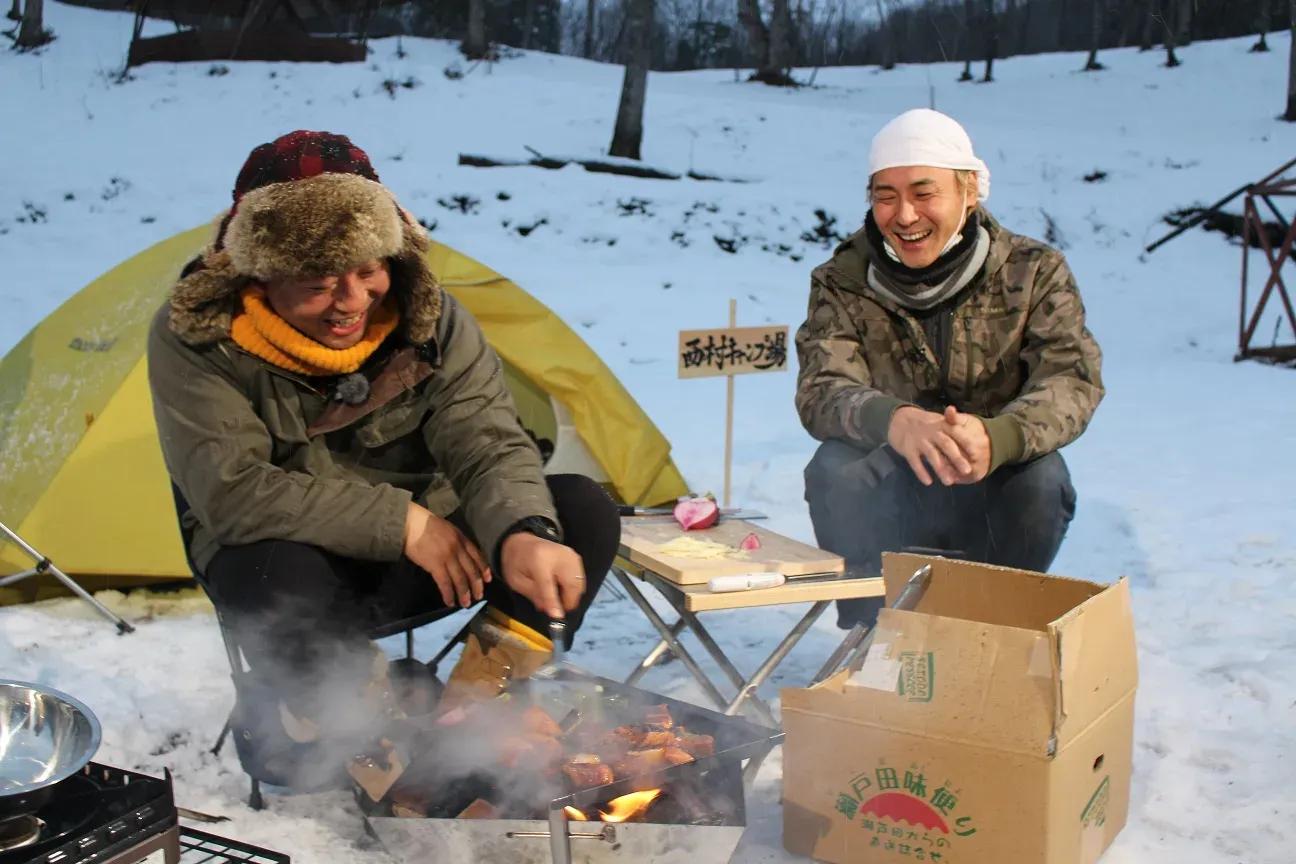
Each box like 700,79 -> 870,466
3,6 -> 1295,862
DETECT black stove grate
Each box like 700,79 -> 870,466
179,827 -> 290,864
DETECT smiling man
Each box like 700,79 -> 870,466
147,131 -> 619,788
795,109 -> 1104,629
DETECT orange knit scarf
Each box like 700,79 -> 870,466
230,286 -> 399,376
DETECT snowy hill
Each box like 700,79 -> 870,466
2,5 -> 1295,862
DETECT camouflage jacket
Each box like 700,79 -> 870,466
794,209 -> 1104,471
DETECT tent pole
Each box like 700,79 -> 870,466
0,520 -> 135,634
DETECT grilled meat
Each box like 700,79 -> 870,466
675,730 -> 716,758
645,704 -> 674,729
522,704 -> 563,738
562,760 -> 616,788
662,746 -> 694,766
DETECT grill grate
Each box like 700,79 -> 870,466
179,827 -> 290,864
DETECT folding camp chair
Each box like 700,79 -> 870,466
0,519 -> 135,634
165,484 -> 471,809
209,604 -> 472,810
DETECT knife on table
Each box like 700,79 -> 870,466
618,505 -> 768,520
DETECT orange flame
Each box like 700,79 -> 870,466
563,806 -> 589,821
598,788 -> 662,823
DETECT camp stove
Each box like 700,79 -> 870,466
0,763 -> 179,864
366,668 -> 783,864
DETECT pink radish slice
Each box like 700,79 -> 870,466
673,497 -> 719,530
739,532 -> 762,551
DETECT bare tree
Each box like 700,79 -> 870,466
737,0 -> 771,67
15,0 -> 51,49
737,0 -> 795,83
981,0 -> 996,82
1177,0 -> 1191,46
462,0 -> 489,59
768,0 -> 794,73
1140,0 -> 1157,50
1083,0 -> 1105,69
1163,0 -> 1180,66
1253,0 -> 1272,52
609,0 -> 653,158
6,0 -> 20,22
1287,0 -> 1296,120
959,0 -> 974,79
520,0 -> 536,48
874,0 -> 895,69
583,0 -> 596,57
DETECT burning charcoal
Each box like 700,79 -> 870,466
562,760 -> 615,789
675,730 -> 716,758
392,802 -> 427,818
457,798 -> 500,819
645,704 -> 674,729
391,770 -> 495,819
522,704 -> 562,738
662,746 -> 694,766
349,745 -> 407,804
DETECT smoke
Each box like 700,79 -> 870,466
217,592 -> 411,792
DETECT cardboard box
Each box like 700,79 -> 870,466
783,553 -> 1137,864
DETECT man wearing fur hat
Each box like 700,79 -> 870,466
148,131 -> 620,787
796,109 -> 1104,629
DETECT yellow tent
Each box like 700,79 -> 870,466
0,224 -> 687,603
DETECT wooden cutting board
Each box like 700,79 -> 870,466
618,518 -> 844,585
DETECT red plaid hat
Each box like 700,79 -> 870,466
231,130 -> 380,210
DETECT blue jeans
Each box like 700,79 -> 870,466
804,440 -> 1076,629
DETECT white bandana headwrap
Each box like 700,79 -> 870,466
868,108 -> 991,202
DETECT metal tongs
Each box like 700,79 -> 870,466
536,618 -> 607,735
812,563 -> 934,683
548,619 -> 567,667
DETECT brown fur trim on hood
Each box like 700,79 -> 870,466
167,186 -> 442,347
225,173 -> 402,281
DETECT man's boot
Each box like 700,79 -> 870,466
440,606 -> 552,709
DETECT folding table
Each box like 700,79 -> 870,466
611,517 -> 884,738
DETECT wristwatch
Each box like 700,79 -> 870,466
505,515 -> 562,544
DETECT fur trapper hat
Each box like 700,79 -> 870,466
168,130 -> 441,346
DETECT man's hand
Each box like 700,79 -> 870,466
404,502 -> 490,608
500,531 -> 585,621
887,405 -> 975,486
942,406 -> 991,484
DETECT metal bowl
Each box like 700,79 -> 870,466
0,680 -> 101,813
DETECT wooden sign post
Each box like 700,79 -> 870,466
677,301 -> 789,506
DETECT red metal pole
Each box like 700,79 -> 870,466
1240,192 -> 1252,359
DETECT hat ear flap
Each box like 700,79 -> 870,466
168,249 -> 246,345
391,212 -> 443,346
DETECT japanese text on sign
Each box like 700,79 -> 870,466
677,326 -> 790,379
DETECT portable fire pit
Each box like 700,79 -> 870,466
365,667 -> 782,864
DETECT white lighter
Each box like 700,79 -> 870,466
706,572 -> 787,593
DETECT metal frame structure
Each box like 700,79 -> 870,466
611,562 -> 885,787
1143,156 -> 1296,365
0,520 -> 134,634
1239,170 -> 1296,363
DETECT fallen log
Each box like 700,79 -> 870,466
458,151 -> 751,183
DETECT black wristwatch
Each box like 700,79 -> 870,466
506,515 -> 561,543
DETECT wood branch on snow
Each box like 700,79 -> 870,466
457,152 -> 751,183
